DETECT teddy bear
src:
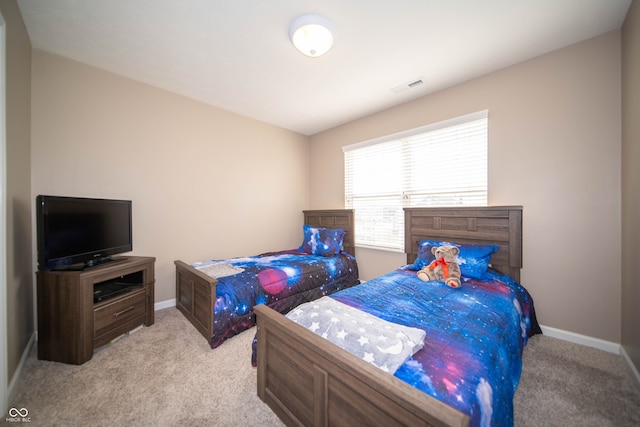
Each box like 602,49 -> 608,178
417,245 -> 462,288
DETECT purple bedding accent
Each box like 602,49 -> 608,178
192,250 -> 359,349
328,267 -> 540,427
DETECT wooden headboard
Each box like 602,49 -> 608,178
303,209 -> 356,256
404,206 -> 523,281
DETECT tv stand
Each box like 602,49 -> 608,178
37,256 -> 155,365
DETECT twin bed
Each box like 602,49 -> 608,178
254,206 -> 540,427
174,209 -> 359,349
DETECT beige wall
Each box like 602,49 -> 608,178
1,0 -> 33,398
30,51 -> 310,303
310,32 -> 623,344
621,0 -> 640,375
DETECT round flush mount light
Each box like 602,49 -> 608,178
289,14 -> 335,58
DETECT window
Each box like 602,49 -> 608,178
344,111 -> 488,251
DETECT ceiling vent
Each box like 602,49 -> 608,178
391,77 -> 425,94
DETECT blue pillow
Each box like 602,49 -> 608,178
298,225 -> 345,257
411,240 -> 499,279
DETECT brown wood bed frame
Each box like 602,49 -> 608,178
255,206 -> 523,427
174,209 -> 356,344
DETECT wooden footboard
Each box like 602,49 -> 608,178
255,304 -> 469,427
174,260 -> 217,342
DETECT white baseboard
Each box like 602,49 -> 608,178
154,298 -> 176,311
7,332 -> 36,407
539,324 -> 640,391
540,324 -> 620,354
540,325 -> 640,389
620,345 -> 640,392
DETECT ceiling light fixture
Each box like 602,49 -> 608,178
289,14 -> 335,58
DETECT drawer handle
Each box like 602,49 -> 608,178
114,306 -> 136,318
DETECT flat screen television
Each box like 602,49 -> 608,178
36,195 -> 133,271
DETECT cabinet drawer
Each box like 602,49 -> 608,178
94,288 -> 146,337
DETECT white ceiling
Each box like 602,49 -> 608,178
17,0 -> 632,136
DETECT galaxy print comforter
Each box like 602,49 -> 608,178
192,250 -> 359,349
328,267 -> 541,427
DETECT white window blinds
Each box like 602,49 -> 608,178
344,111 -> 488,251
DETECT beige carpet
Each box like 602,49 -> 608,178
514,334 -> 640,427
6,308 -> 640,426
6,308 -> 284,427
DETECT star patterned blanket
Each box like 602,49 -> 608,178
313,267 -> 541,427
286,296 -> 426,374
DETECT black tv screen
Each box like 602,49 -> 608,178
36,195 -> 132,270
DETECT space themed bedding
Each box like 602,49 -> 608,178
192,249 -> 359,349
287,266 -> 540,427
